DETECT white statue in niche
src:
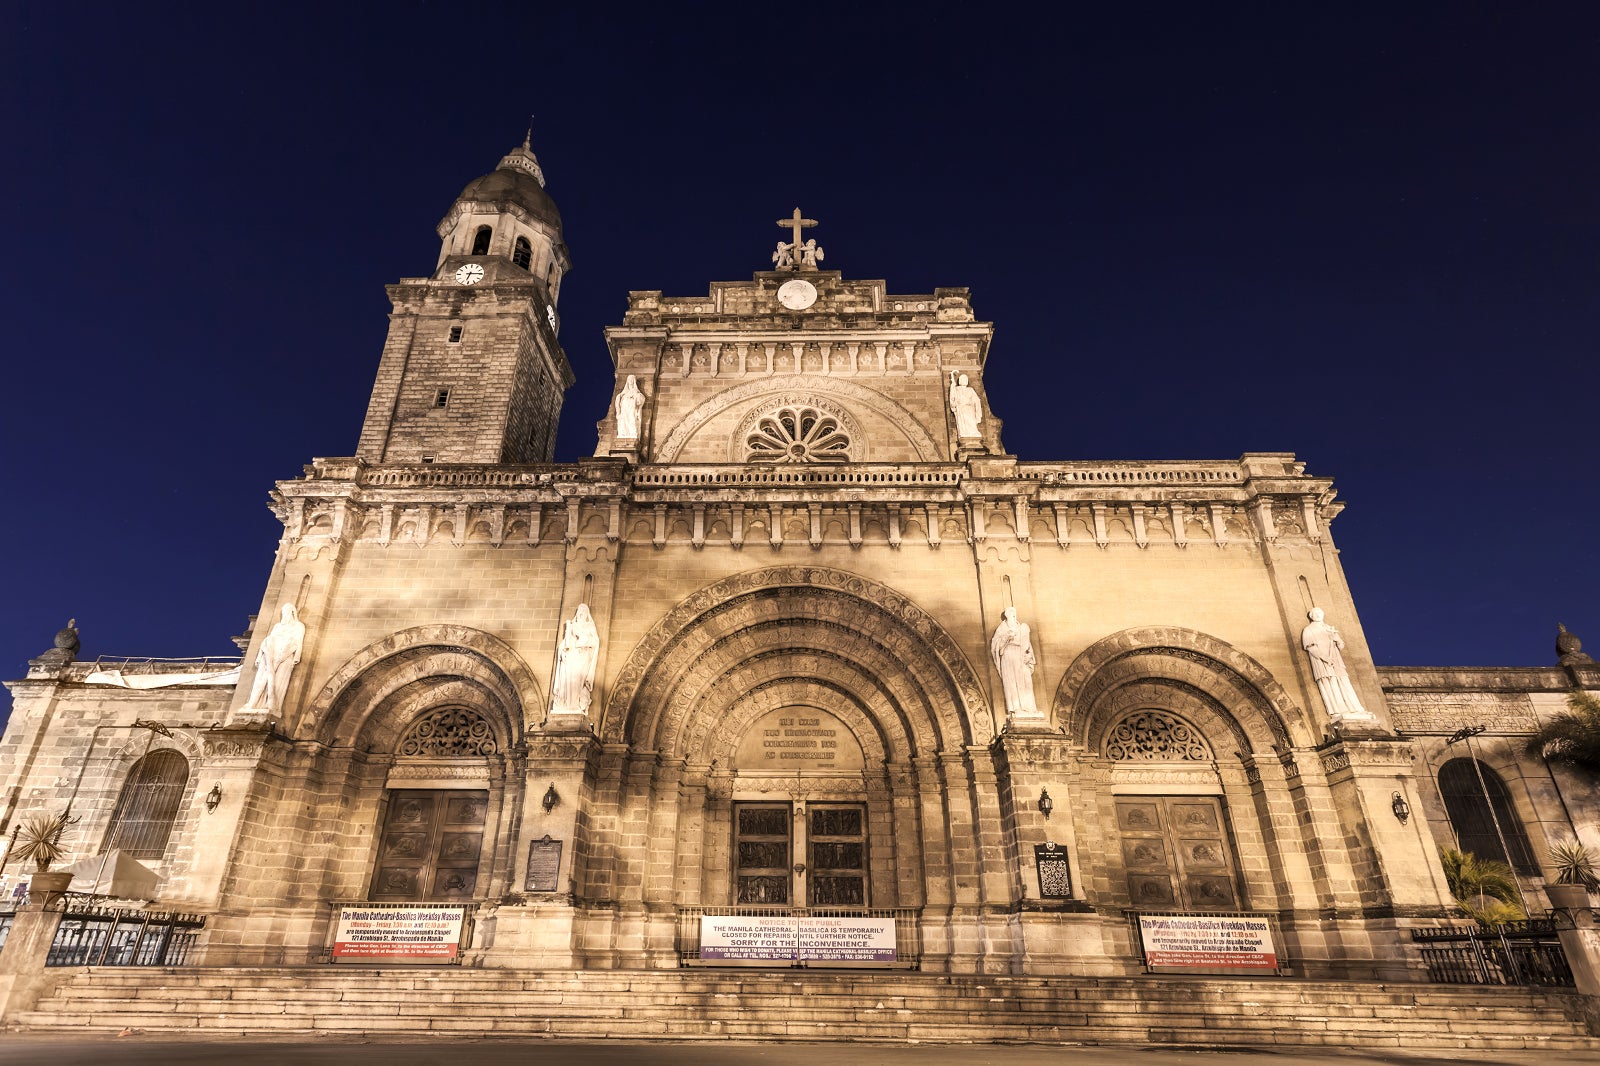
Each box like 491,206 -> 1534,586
551,604 -> 600,715
242,603 -> 305,713
949,371 -> 983,440
1301,608 -> 1374,721
990,607 -> 1042,721
614,375 -> 644,440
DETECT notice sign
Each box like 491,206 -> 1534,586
1137,914 -> 1279,975
699,915 -> 897,964
332,905 -> 466,963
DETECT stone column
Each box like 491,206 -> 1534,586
0,871 -> 70,1021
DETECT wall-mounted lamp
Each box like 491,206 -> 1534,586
1390,791 -> 1410,824
1038,788 -> 1054,820
204,783 -> 223,813
542,784 -> 561,814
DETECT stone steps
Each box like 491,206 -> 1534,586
14,968 -> 1596,1050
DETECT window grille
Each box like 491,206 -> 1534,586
103,750 -> 189,861
512,236 -> 532,270
1438,758 -> 1536,873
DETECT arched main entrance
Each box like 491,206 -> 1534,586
586,566 -> 997,968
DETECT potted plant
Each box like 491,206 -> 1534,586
10,811 -> 75,899
1546,839 -> 1599,911
1439,847 -> 1525,926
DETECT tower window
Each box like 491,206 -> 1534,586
512,236 -> 532,270
448,325 -> 463,343
471,226 -> 492,256
421,455 -> 436,464
434,389 -> 451,409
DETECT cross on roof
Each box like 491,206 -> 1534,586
777,208 -> 817,249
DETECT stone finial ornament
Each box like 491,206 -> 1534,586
1301,608 -> 1374,722
551,604 -> 600,716
990,607 -> 1042,724
36,619 -> 80,667
1557,622 -> 1594,665
242,604 -> 306,714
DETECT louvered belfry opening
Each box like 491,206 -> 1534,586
104,749 -> 189,860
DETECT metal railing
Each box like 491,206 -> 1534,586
47,896 -> 205,967
1412,920 -> 1574,986
676,906 -> 920,969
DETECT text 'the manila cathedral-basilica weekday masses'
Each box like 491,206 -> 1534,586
5,138 -> 1598,984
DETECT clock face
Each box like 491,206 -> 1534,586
776,278 -> 818,310
454,263 -> 485,285
546,305 -> 557,330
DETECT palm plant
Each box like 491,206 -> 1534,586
1527,691 -> 1600,772
1550,839 -> 1600,890
10,811 -> 73,872
1439,847 -> 1524,926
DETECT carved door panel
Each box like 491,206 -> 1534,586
734,803 -> 791,905
1116,796 -> 1239,910
370,789 -> 489,902
807,804 -> 867,907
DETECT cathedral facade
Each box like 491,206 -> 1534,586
4,141 -> 1594,980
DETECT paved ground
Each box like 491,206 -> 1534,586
3,1040 -> 1600,1066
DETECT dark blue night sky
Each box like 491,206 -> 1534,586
2,5 -> 1596,722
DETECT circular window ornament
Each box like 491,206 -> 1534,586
745,405 -> 851,464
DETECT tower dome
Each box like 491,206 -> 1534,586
434,135 -> 570,292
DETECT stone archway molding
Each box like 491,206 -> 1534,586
653,376 -> 942,463
305,624 -> 543,747
1054,626 -> 1312,752
603,565 -> 993,748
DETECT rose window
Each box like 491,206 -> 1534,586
1104,710 -> 1210,761
744,406 -> 851,464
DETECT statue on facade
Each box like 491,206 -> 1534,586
614,375 -> 644,441
1300,608 -> 1373,721
990,607 -> 1042,722
772,241 -> 794,269
800,239 -> 824,267
242,603 -> 306,713
551,604 -> 600,716
949,372 -> 983,440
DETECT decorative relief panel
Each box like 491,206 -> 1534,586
1104,710 -> 1211,762
397,706 -> 498,757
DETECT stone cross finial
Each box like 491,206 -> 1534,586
775,208 -> 820,271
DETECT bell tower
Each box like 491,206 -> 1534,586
355,135 -> 574,464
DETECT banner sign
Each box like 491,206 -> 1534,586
699,915 -> 897,964
1137,914 -> 1279,974
332,905 -> 466,963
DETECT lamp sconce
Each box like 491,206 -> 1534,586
204,783 -> 223,813
1038,787 -> 1054,820
1390,791 -> 1411,824
542,784 -> 561,814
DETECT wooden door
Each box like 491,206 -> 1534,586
369,789 -> 489,901
1116,796 -> 1240,910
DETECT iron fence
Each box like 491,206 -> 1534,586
46,896 -> 205,967
676,906 -> 920,968
1412,920 -> 1574,986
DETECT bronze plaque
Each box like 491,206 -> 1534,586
526,835 -> 563,892
1034,842 -> 1072,898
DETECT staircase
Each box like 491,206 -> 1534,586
13,968 -> 1597,1050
